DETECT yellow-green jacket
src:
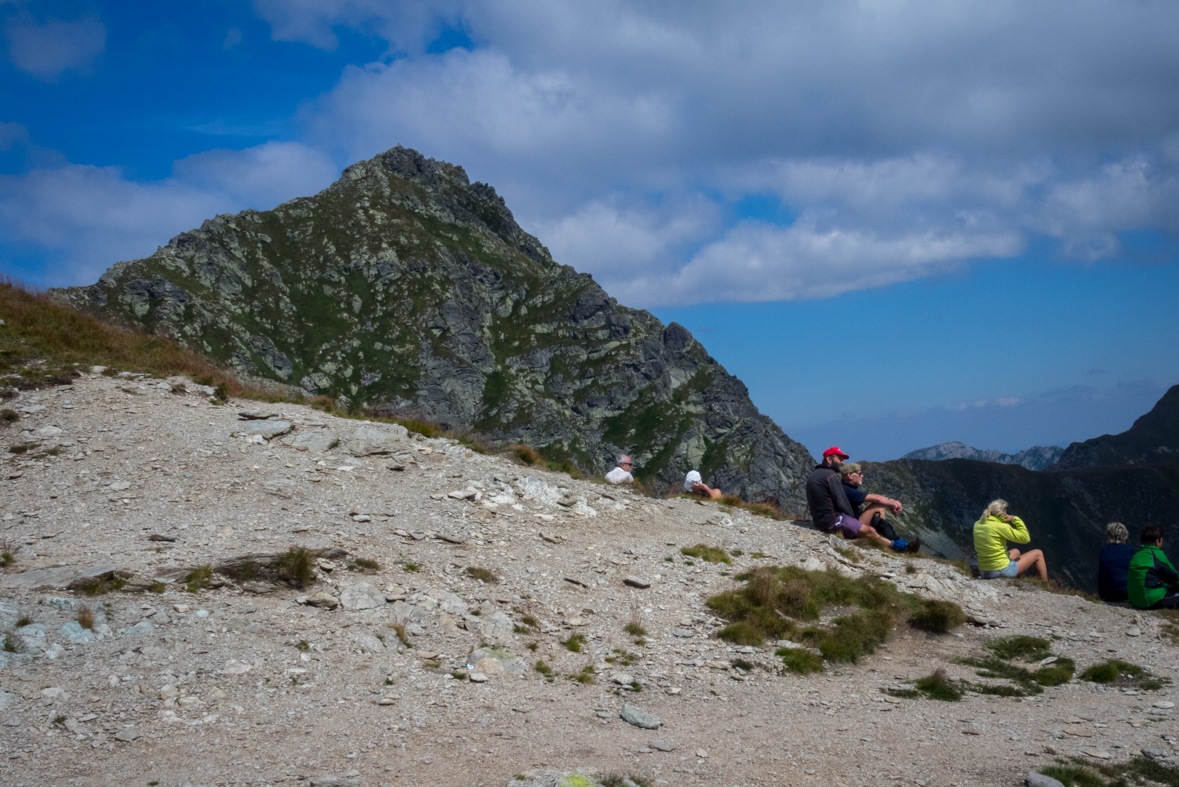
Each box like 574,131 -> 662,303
973,515 -> 1030,572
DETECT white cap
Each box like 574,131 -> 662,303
684,470 -> 702,491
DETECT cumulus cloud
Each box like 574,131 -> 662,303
6,15 -> 105,80
0,141 -> 339,286
255,1 -> 1179,306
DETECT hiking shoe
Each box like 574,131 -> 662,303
890,539 -> 908,552
904,536 -> 921,553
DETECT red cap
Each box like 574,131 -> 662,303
822,446 -> 850,459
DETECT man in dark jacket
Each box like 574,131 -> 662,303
1128,525 -> 1179,610
805,447 -> 911,552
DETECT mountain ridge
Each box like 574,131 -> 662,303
900,440 -> 1062,471
1051,384 -> 1179,471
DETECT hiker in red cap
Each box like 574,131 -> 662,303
805,447 -> 918,552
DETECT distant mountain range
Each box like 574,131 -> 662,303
1049,384 -> 1179,471
901,441 -> 1063,471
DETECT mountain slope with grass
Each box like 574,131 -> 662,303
47,147 -> 813,505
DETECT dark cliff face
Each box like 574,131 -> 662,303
49,146 -> 814,506
1051,384 -> 1179,471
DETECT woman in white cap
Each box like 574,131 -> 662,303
684,470 -> 722,499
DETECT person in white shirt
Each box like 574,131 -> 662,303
605,454 -> 634,484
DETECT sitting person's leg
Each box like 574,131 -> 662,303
1149,594 -> 1179,610
859,507 -> 899,541
1014,548 -> 1047,581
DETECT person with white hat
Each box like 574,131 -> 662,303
684,470 -> 722,499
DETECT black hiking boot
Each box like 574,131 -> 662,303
904,536 -> 921,553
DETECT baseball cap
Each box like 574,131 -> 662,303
822,446 -> 850,459
839,462 -> 862,476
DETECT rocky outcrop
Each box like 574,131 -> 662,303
1051,384 -> 1179,471
901,441 -> 1063,471
48,146 -> 813,505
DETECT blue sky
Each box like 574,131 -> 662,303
2,1 -> 1177,460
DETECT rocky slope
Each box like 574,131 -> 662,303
1052,384 -> 1179,471
48,147 -> 813,507
902,441 -> 1063,471
3,371 -> 1179,787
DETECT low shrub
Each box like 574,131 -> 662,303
2,631 -> 24,653
563,634 -> 587,653
272,547 -> 315,588
508,444 -> 542,466
349,558 -> 380,573
913,669 -> 963,701
78,576 -> 126,596
184,564 -> 213,594
76,606 -> 95,631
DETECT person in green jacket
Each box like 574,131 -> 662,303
1127,525 -> 1179,610
973,499 -> 1048,580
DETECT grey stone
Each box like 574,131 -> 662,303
0,692 -> 16,711
339,582 -> 385,611
623,576 -> 652,589
0,563 -> 118,591
650,739 -> 674,752
233,420 -> 292,440
468,647 -> 528,676
478,611 -> 514,643
284,429 -> 337,452
345,424 -> 408,456
59,621 -> 96,643
354,634 -> 385,653
620,703 -> 661,729
309,778 -> 359,787
672,628 -> 695,638
114,727 -> 141,742
305,592 -> 340,609
1027,773 -> 1066,787
241,581 -> 278,594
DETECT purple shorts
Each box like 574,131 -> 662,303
827,513 -> 862,538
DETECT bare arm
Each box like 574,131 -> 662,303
863,493 -> 902,515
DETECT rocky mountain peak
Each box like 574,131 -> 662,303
49,146 -> 814,506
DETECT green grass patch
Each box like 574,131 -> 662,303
681,544 -> 730,564
403,563 -> 419,573
534,660 -> 554,680
562,633 -> 587,653
986,635 -> 1052,661
623,620 -> 647,638
777,647 -> 823,674
569,665 -> 595,684
1041,754 -> 1179,787
913,669 -> 964,701
1079,659 -> 1168,691
465,566 -> 498,584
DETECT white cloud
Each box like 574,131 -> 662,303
627,218 -> 1022,307
171,142 -> 338,210
6,16 -> 105,80
0,142 -> 339,287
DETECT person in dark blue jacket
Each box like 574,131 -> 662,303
1098,521 -> 1135,602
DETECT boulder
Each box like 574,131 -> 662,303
339,582 -> 386,611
